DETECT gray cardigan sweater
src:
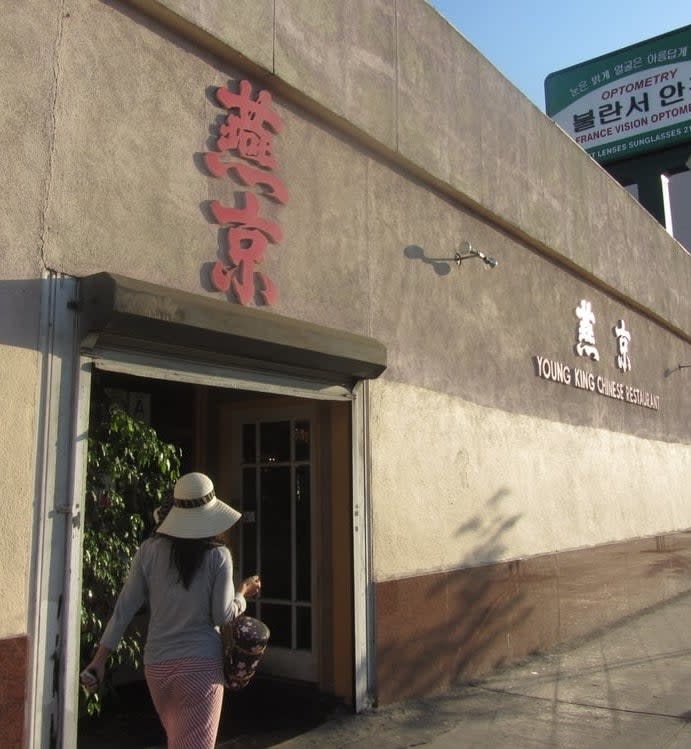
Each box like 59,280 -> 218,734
100,535 -> 246,664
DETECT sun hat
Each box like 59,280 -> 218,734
155,472 -> 241,539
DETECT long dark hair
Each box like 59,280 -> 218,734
168,537 -> 220,589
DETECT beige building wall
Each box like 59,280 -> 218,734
33,0 -> 689,338
0,329 -> 40,639
0,4 -> 63,639
125,0 -> 689,334
370,379 -> 691,581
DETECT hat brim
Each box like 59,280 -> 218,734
156,497 -> 242,539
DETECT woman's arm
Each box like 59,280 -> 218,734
212,548 -> 261,625
96,545 -> 148,652
81,546 -> 147,690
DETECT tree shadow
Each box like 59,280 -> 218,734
375,488 -> 534,705
372,525 -> 691,747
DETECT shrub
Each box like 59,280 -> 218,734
80,403 -> 181,716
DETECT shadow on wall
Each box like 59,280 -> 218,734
358,587 -> 691,749
403,245 -> 454,276
446,488 -> 528,679
375,488 -> 529,704
0,278 -> 47,353
375,482 -> 691,707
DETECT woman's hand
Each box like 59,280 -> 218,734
239,575 -> 261,598
80,645 -> 110,693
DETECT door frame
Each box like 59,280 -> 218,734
28,273 -> 85,749
30,332 -> 375,747
351,379 -> 375,711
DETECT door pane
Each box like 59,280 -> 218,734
242,423 -> 256,464
242,468 -> 257,575
296,464 -> 311,602
260,466 -> 291,599
296,606 -> 312,650
294,420 -> 310,461
260,421 -> 290,463
261,603 -> 292,648
232,411 -> 315,680
242,468 -> 256,511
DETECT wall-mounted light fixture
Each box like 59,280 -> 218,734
664,363 -> 691,377
403,241 -> 499,276
454,241 -> 499,269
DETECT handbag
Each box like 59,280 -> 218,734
221,615 -> 270,691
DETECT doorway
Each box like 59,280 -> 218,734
31,272 -> 382,748
77,369 -> 354,748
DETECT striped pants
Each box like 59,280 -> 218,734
145,657 -> 224,749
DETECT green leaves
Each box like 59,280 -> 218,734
80,402 -> 181,716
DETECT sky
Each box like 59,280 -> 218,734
427,0 -> 690,111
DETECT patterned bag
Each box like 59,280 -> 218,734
222,615 -> 271,691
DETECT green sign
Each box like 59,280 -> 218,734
545,25 -> 691,163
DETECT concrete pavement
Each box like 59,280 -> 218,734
270,591 -> 691,749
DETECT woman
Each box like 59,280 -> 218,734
81,472 -> 261,749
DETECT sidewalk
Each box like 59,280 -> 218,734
268,591 -> 691,749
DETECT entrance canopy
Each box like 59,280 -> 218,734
79,273 -> 387,388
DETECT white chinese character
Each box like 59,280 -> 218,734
614,319 -> 631,372
575,300 -> 600,361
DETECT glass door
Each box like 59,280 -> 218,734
232,407 -> 316,681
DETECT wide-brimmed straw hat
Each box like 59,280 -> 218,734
156,472 -> 241,539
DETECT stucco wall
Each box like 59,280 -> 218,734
40,0 -> 689,430
36,0 -> 691,341
0,3 -> 61,637
43,0 -> 375,333
370,379 -> 691,581
2,0 -> 690,639
363,157 -> 689,442
0,296 -> 40,638
126,0 -> 690,338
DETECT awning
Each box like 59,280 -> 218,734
78,273 -> 387,387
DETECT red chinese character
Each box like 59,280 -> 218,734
204,154 -> 289,204
211,259 -> 278,306
209,194 -> 281,305
205,79 -> 287,307
214,80 -> 283,169
209,194 -> 283,243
